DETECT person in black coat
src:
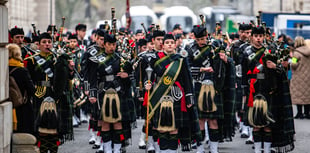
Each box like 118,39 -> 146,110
7,43 -> 35,134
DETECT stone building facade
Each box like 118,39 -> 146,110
6,0 -> 55,35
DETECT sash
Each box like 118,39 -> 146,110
148,58 -> 183,119
98,52 -> 119,68
154,53 -> 180,70
34,54 -> 54,78
248,47 -> 265,65
193,45 -> 211,64
88,46 -> 106,64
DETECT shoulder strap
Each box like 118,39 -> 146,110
147,58 -> 183,119
9,67 -> 19,75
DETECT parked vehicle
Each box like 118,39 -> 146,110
121,5 -> 158,33
160,6 -> 198,33
199,6 -> 240,33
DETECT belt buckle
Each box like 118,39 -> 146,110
257,73 -> 265,79
235,64 -> 242,78
106,75 -> 114,82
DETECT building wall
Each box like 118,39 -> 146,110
6,0 -> 55,35
253,0 -> 310,15
0,1 -> 13,153
33,0 -> 55,32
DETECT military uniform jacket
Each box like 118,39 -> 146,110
87,48 -> 133,121
243,45 -> 295,151
26,52 -> 56,99
231,40 -> 250,109
230,40 -> 249,64
147,51 -> 194,129
81,44 -> 101,90
26,51 -> 75,141
186,41 -> 233,120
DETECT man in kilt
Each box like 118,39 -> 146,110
25,32 -> 74,153
242,26 -> 295,153
186,25 -> 232,153
133,38 -> 149,150
145,33 -> 200,153
88,33 -> 133,153
211,32 -> 237,143
65,34 -> 84,127
140,30 -> 165,153
81,29 -> 106,152
229,23 -> 253,142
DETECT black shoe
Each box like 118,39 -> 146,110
241,133 -> 249,138
181,143 -> 191,151
138,145 -> 146,149
89,140 -> 95,145
92,144 -> 100,149
95,150 -> 104,153
245,139 -> 254,144
81,120 -> 88,123
191,141 -> 197,149
121,146 -> 126,153
224,137 -> 232,142
294,113 -> 303,119
148,150 -> 155,153
304,114 -> 310,119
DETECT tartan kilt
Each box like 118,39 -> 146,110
87,100 -> 101,120
195,83 -> 224,119
80,98 -> 93,115
126,90 -> 137,122
98,91 -> 132,122
151,98 -> 190,129
235,78 -> 243,111
57,92 -> 74,142
242,96 -> 251,125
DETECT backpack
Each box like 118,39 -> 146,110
9,67 -> 27,108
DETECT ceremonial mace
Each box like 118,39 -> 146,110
145,65 -> 153,153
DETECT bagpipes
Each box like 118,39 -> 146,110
21,23 -> 40,55
57,17 -> 66,49
212,22 -> 227,91
256,11 -> 289,63
131,23 -> 146,71
31,23 -> 39,36
109,7 -> 135,71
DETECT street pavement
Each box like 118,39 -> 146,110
59,107 -> 310,153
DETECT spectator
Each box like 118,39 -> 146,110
290,36 -> 310,119
7,43 -> 35,134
